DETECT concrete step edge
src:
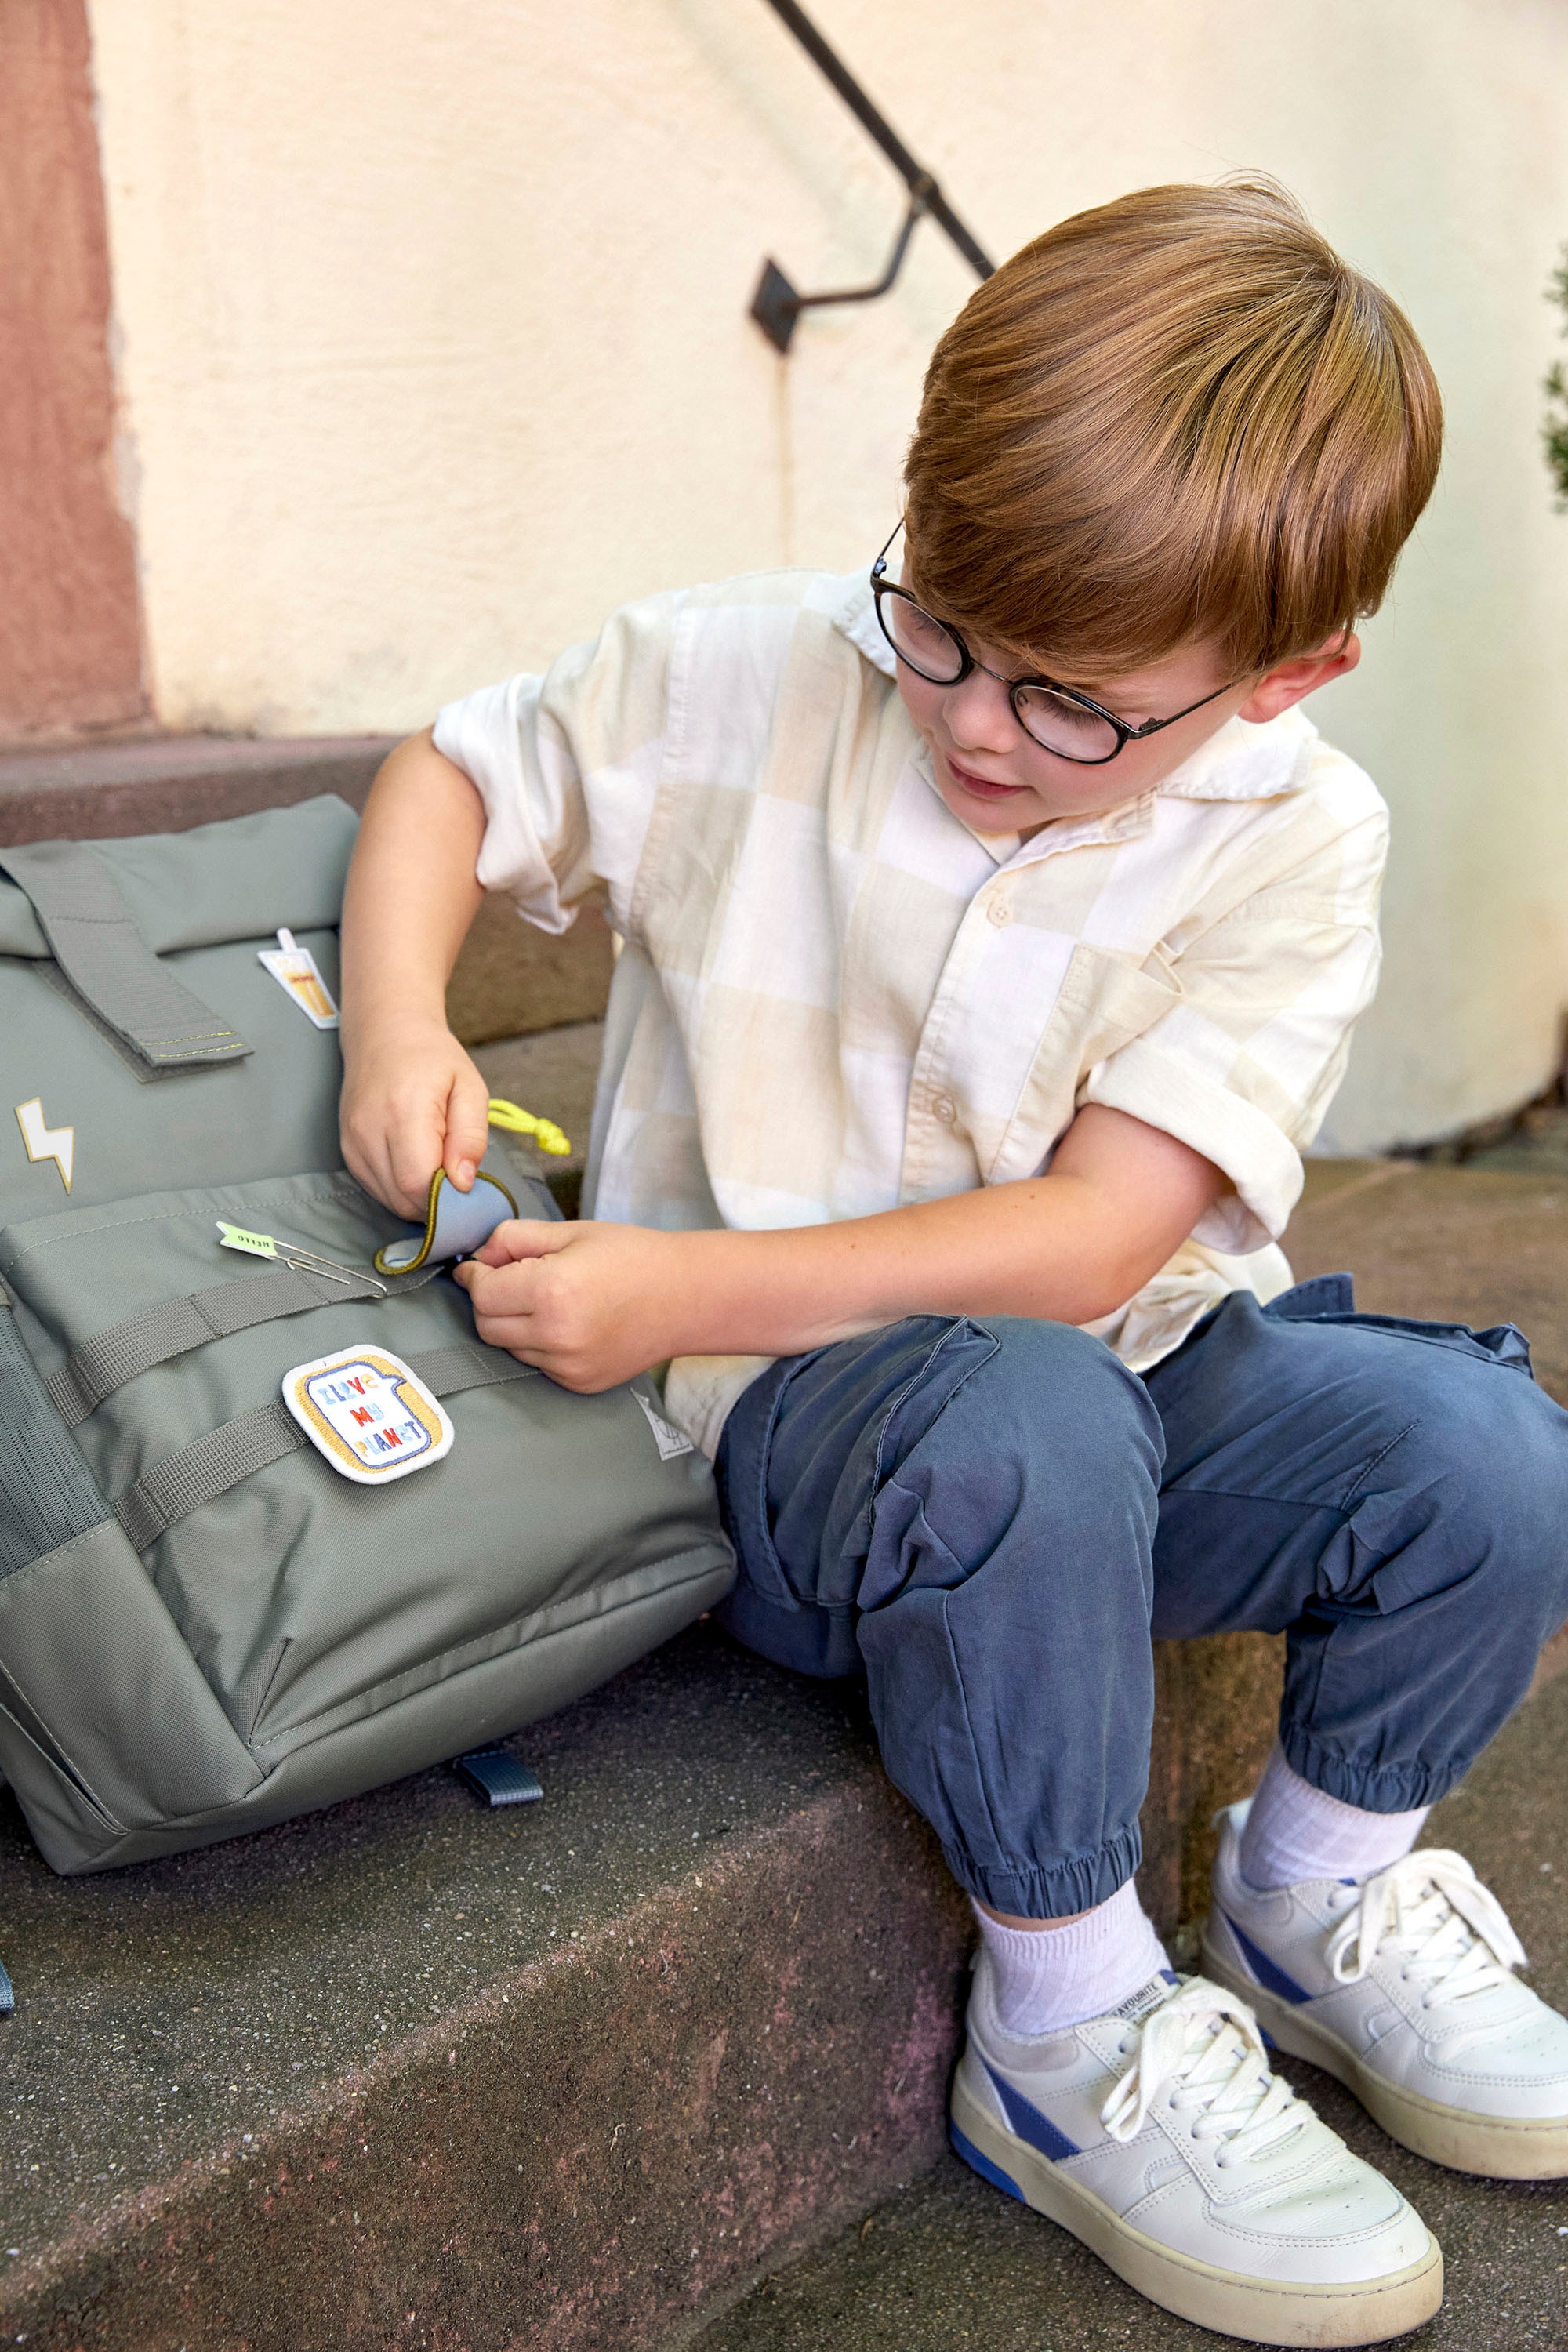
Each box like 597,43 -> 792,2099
0,733 -> 399,844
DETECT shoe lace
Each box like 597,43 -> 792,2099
1326,1849 -> 1526,2043
1100,1979 -> 1309,2167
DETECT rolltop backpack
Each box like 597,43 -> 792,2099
0,794 -> 735,1879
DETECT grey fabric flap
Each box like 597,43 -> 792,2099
0,795 -> 358,961
0,841 -> 252,1073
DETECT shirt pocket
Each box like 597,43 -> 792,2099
985,942 -> 1183,1185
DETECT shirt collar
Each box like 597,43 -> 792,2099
833,572 -> 897,677
1152,705 -> 1319,800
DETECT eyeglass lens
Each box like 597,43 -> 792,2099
878,592 -> 1121,762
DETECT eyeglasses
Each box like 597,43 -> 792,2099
869,524 -> 1234,766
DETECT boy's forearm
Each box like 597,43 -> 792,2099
657,1181 -> 1142,1356
650,1111 -> 1225,1359
339,730 -> 487,1049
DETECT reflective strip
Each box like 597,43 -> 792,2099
0,841 -> 251,1073
113,1344 -> 538,1551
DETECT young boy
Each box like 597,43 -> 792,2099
339,180 -> 1568,2346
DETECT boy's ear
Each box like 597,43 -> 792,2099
1236,633 -> 1360,724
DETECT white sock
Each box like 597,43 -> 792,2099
1238,1744 -> 1430,1891
971,1878 -> 1170,2036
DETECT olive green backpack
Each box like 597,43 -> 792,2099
0,796 -> 733,1881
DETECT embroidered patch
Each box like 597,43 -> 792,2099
281,1344 -> 454,1485
631,1388 -> 695,1461
14,1097 -> 74,1192
258,929 -> 339,1029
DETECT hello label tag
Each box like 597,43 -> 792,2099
281,1344 -> 453,1486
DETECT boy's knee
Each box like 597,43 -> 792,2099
1377,1360 -> 1568,1630
873,1316 -> 1163,1590
931,1315 -> 1162,1477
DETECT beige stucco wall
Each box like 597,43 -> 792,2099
85,0 -> 1568,1149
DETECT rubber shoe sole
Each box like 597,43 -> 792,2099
1200,1936 -> 1568,2182
949,2071 -> 1443,2349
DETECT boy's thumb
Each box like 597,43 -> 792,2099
445,1063 -> 492,1192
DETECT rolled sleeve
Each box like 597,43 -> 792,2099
431,586 -> 686,936
1082,814 -> 1386,1252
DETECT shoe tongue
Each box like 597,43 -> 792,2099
1115,1970 -> 1178,2026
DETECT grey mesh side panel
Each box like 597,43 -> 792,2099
114,1346 -> 539,1550
0,1308 -> 111,1577
0,841 -> 252,1072
46,1263 -> 390,1427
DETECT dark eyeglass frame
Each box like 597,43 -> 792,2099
869,524 -> 1235,766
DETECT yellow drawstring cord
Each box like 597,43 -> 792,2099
487,1098 -> 572,1158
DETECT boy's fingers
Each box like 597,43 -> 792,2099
453,1254 -> 547,1323
468,1218 -> 574,1268
387,1101 -> 448,1214
343,1124 -> 414,1220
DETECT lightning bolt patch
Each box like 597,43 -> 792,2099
15,1098 -> 74,1192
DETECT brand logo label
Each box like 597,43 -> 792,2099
632,1388 -> 695,1461
14,1098 -> 74,1192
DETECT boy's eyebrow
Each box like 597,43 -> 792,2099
909,572 -> 1156,709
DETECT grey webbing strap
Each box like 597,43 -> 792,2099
0,841 -> 252,1073
115,1399 -> 303,1552
45,1254 -> 447,1427
46,1264 -> 386,1428
113,1344 -> 538,1551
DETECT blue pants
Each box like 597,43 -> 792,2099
714,1276 -> 1568,1919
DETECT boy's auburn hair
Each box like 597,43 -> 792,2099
903,178 -> 1443,678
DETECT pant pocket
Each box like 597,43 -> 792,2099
1265,1272 -> 1533,1375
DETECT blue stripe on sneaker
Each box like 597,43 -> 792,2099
950,2119 -> 1025,2201
982,2061 -> 1081,2161
1224,1913 -> 1312,2005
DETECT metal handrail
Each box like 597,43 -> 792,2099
750,0 -> 993,355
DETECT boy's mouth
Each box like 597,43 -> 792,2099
942,753 -> 1030,804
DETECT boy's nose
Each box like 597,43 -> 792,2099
943,667 -> 1026,756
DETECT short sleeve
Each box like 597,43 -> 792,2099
432,586 -> 688,936
1082,796 -> 1388,1254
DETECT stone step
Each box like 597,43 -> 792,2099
0,731 -> 397,843
0,1624 -> 970,2352
2,1161 -> 1566,2350
0,730 -> 615,1048
675,1664 -> 1568,2352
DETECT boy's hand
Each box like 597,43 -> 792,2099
340,1020 -> 492,1218
454,1218 -> 681,1392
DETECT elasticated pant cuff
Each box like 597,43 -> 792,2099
1280,1722 -> 1465,1816
939,1821 -> 1144,1922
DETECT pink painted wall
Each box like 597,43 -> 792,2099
0,0 -> 145,739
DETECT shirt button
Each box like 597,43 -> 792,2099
932,1093 -> 957,1124
987,896 -> 1013,927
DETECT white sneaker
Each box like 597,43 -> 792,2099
1203,1803 -> 1568,2180
950,1959 -> 1441,2347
